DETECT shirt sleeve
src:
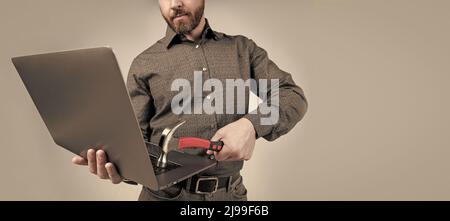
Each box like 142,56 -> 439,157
243,39 -> 308,141
126,58 -> 155,142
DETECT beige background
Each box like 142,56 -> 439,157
1,0 -> 449,200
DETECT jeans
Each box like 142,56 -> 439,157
138,175 -> 248,201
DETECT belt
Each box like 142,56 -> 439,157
182,173 -> 241,195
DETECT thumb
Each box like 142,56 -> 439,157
211,130 -> 224,142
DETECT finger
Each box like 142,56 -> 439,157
215,145 -> 232,161
213,151 -> 221,160
211,130 -> 224,142
209,131 -> 225,155
72,156 -> 88,165
230,145 -> 244,161
105,163 -> 122,184
208,143 -> 225,156
96,150 -> 109,179
87,149 -> 97,174
223,146 -> 244,161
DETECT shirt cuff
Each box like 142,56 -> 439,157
243,113 -> 274,139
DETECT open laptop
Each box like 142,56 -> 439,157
11,47 -> 217,190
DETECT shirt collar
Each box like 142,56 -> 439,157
163,19 -> 222,49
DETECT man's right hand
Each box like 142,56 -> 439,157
72,149 -> 123,184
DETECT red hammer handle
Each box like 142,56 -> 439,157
178,137 -> 224,152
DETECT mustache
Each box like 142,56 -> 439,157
171,8 -> 190,20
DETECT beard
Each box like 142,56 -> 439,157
163,4 -> 204,35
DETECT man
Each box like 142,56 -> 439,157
72,0 -> 308,201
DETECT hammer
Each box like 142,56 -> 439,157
156,121 -> 225,168
157,121 -> 186,168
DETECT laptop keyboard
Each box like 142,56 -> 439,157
150,156 -> 181,175
145,141 -> 181,175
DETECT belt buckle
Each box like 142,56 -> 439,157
195,177 -> 219,194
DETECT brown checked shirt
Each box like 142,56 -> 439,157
126,20 -> 308,176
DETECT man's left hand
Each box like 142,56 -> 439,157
209,118 -> 256,161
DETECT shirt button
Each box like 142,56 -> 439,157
202,67 -> 208,71
206,95 -> 212,100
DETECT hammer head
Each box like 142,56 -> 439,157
160,121 -> 186,153
157,121 -> 186,168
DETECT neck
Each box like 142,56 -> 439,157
184,16 -> 206,42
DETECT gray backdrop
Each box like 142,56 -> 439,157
1,0 -> 449,200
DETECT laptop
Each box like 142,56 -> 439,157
11,47 -> 217,190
